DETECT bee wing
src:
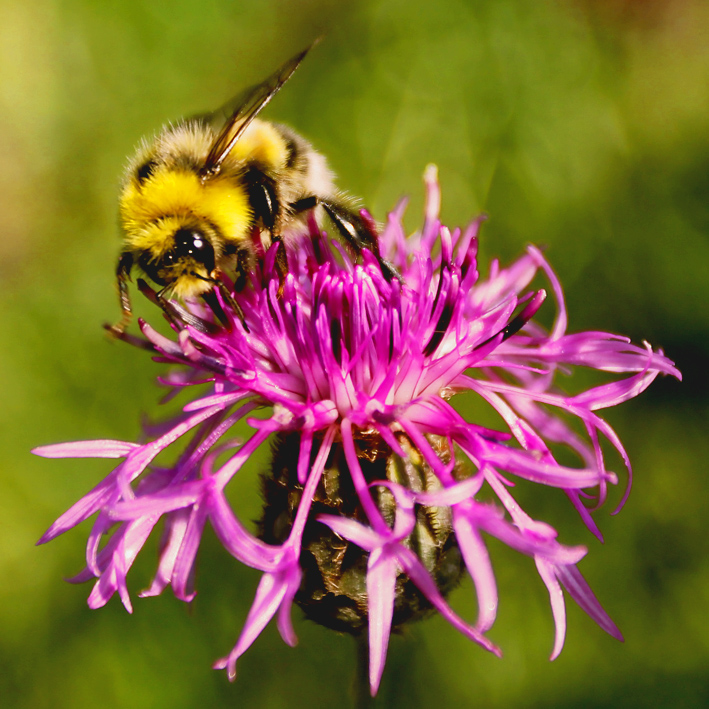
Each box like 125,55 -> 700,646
200,43 -> 314,178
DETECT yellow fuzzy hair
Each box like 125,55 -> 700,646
229,120 -> 289,171
119,169 -> 252,255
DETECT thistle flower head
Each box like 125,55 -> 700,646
35,166 -> 680,696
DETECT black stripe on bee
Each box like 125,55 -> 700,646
136,159 -> 159,183
284,136 -> 299,169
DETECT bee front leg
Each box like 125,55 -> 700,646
141,280 -> 221,335
107,251 -> 134,337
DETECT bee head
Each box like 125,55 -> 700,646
171,228 -> 216,272
120,160 -> 252,292
138,225 -> 218,296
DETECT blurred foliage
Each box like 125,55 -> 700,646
0,0 -> 706,707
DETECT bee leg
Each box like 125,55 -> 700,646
243,175 -> 288,292
217,280 -> 249,332
316,199 -> 400,282
260,234 -> 288,298
107,251 -> 134,337
201,281 -> 249,333
270,235 -> 289,295
231,247 -> 250,293
141,280 -> 221,335
289,195 -> 318,214
247,175 -> 278,232
201,288 -> 231,331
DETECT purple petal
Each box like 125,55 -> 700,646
110,480 -> 204,520
182,391 -> 249,412
317,514 -> 380,551
214,570 -> 290,680
395,543 -> 502,657
475,510 -> 587,566
276,579 -> 299,648
367,548 -> 398,696
536,557 -> 567,660
452,508 -> 498,632
555,564 -> 623,642
215,550 -> 301,680
341,419 -> 387,533
171,502 -> 209,602
208,488 -> 279,570
32,440 -> 140,459
140,509 -> 190,598
572,370 -> 661,411
470,441 -> 614,489
37,468 -> 119,544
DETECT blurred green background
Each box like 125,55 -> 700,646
0,0 -> 705,706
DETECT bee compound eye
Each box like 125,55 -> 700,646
173,228 -> 215,271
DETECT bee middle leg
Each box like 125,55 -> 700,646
202,280 -> 249,333
131,279 -> 220,335
270,235 -> 289,293
291,196 -> 400,281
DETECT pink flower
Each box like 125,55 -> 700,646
35,166 -> 680,696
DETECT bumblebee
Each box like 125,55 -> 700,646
112,44 -> 393,333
